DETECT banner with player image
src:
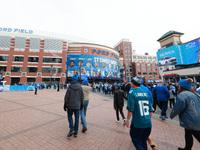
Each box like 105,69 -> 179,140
67,55 -> 120,78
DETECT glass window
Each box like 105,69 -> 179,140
133,56 -> 136,59
137,63 -> 140,66
153,68 -> 157,71
0,66 -> 7,71
27,67 -> 38,72
42,67 -> 51,73
43,57 -> 62,63
13,56 -> 24,62
138,68 -> 141,71
142,68 -> 146,71
42,67 -> 61,73
153,64 -> 156,66
153,57 -> 156,60
149,72 -> 152,75
147,64 -> 151,66
0,56 -> 8,61
138,72 -> 141,75
28,57 -> 39,62
148,68 -> 152,71
143,72 -> 147,75
11,66 -> 22,72
142,64 -> 146,66
154,72 -> 157,75
137,56 -> 142,59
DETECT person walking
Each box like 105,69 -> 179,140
153,81 -> 170,120
125,76 -> 153,150
170,78 -> 200,150
129,79 -> 156,150
35,82 -> 38,95
113,84 -> 127,123
57,83 -> 60,92
167,84 -> 176,109
81,80 -> 92,133
63,74 -> 84,138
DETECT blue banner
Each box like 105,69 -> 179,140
0,85 -> 35,91
67,55 -> 120,78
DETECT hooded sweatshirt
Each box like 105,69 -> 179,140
64,82 -> 84,110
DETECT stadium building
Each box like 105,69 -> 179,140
0,27 -> 122,85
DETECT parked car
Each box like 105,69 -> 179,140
159,56 -> 177,66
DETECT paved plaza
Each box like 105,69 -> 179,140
0,89 -> 200,150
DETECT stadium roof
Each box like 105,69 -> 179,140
157,30 -> 184,41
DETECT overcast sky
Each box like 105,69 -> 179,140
1,0 -> 200,55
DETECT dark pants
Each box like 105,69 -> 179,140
184,128 -> 200,150
35,88 -> 37,95
67,109 -> 80,135
169,98 -> 175,108
159,101 -> 168,116
116,107 -> 125,121
152,97 -> 161,111
130,124 -> 151,150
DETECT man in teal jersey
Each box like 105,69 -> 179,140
125,76 -> 153,150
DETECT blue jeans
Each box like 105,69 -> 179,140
67,109 -> 80,135
80,101 -> 89,128
130,124 -> 151,150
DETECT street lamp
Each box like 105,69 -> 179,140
79,66 -> 81,83
153,72 -> 156,83
50,64 -> 53,87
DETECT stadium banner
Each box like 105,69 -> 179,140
182,39 -> 200,64
67,55 -> 120,78
157,45 -> 183,66
0,85 -> 35,92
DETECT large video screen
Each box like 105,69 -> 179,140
67,55 -> 120,78
157,45 -> 183,66
182,39 -> 200,64
157,39 -> 200,66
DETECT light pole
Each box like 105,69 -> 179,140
153,72 -> 156,83
79,67 -> 81,83
50,64 -> 53,87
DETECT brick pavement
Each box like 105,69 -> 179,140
0,90 -> 200,150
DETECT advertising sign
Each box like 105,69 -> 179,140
157,45 -> 182,66
157,39 -> 200,66
67,55 -> 120,78
182,39 -> 200,64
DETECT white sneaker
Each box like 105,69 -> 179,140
116,120 -> 120,122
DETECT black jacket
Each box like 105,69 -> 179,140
114,89 -> 127,108
64,82 -> 84,110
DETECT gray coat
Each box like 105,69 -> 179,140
64,82 -> 84,110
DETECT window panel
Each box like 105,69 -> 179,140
27,67 -> 38,72
0,66 -> 7,71
0,55 -> 8,61
28,57 -> 39,62
43,57 -> 62,63
13,56 -> 24,62
11,66 -> 22,72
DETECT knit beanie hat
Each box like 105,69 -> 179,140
131,76 -> 142,85
178,79 -> 192,90
82,80 -> 88,85
72,74 -> 78,82
115,84 -> 121,88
